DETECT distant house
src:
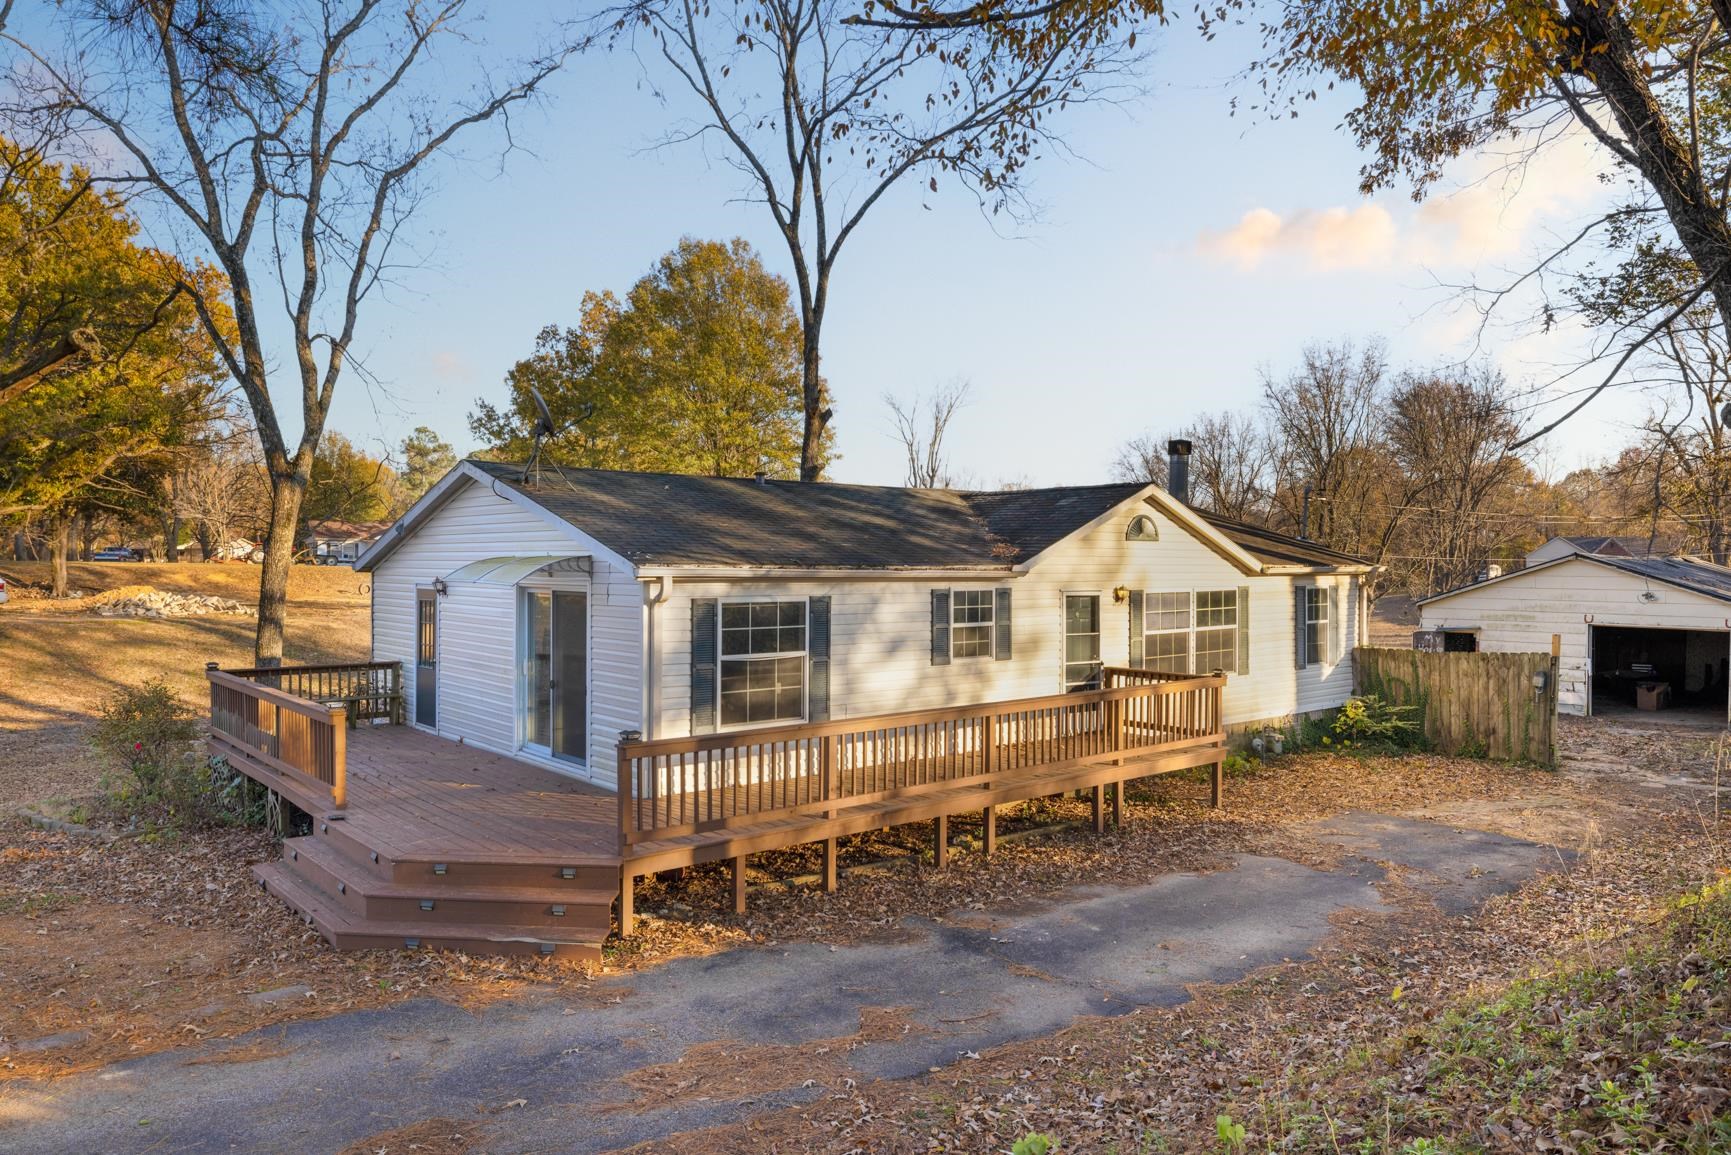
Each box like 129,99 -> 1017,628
353,449 -> 1375,784
1525,534 -> 1668,567
306,519 -> 391,566
1419,553 -> 1731,719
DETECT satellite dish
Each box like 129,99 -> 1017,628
520,387 -> 593,484
530,386 -> 557,439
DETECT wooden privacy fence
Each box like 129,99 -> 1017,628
206,667 -> 349,808
616,673 -> 1226,845
1354,647 -> 1558,766
217,661 -> 403,725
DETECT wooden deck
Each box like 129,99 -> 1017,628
246,725 -> 624,960
215,663 -> 1229,961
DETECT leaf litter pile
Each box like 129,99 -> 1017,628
2,718 -> 1724,1153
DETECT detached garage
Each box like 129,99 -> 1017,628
1417,554 -> 1731,721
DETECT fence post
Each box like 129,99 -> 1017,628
616,731 -> 641,854
821,732 -> 837,819
329,705 -> 348,810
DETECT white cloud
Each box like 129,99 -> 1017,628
1197,130 -> 1609,274
1197,204 -> 1397,271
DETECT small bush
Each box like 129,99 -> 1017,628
1330,694 -> 1421,749
91,680 -> 262,829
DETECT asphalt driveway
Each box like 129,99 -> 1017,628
1,813 -> 1557,1154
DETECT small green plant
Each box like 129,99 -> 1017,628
1012,1133 -> 1056,1155
1222,751 -> 1261,777
91,681 -> 266,829
1214,1114 -> 1246,1153
91,679 -> 200,797
1330,694 -> 1420,747
1400,1138 -> 1442,1154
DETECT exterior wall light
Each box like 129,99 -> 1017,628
431,577 -> 449,596
1112,585 -> 1131,604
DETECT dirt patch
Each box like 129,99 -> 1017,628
0,819 -> 599,1081
0,560 -> 368,607
335,1117 -> 486,1155
614,1006 -> 930,1109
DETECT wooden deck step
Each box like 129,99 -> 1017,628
252,863 -> 604,962
281,837 -> 615,933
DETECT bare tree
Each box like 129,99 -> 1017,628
1109,411 -> 1269,520
623,0 -> 1134,480
1386,367 -> 1525,595
886,379 -> 970,487
5,2 -> 576,661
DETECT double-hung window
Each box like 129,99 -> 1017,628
951,589 -> 996,658
1143,592 -> 1191,671
1193,590 -> 1239,674
1301,586 -> 1329,667
719,600 -> 807,726
1140,589 -> 1240,674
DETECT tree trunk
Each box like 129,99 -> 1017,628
254,473 -> 308,665
798,321 -> 827,482
47,515 -> 71,598
194,521 -> 214,562
77,514 -> 96,561
161,512 -> 180,562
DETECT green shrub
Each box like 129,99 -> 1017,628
1330,694 -> 1421,748
91,680 -> 263,829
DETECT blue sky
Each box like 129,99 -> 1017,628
64,9 -> 1639,487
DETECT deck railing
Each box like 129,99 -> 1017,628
1102,665 -> 1196,687
206,667 -> 350,809
616,674 -> 1225,846
218,661 -> 403,724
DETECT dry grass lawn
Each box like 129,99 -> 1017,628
0,562 -> 370,807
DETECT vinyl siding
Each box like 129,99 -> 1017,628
654,501 -> 1361,735
369,477 -> 643,785
1419,557 -> 1731,716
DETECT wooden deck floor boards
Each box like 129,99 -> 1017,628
328,725 -> 621,865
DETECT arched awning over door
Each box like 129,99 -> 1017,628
442,555 -> 592,586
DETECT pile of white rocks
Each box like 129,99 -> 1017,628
88,587 -> 254,618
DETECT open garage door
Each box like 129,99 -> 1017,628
1590,624 -> 1730,722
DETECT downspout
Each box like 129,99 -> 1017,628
641,576 -> 671,740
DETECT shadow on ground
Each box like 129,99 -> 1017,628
1,813 -> 1558,1155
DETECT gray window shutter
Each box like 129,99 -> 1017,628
994,588 -> 1013,661
1236,586 -> 1250,675
931,589 -> 951,666
808,595 -> 831,721
1127,589 -> 1144,668
1328,583 -> 1341,665
1295,587 -> 1308,669
690,598 -> 718,734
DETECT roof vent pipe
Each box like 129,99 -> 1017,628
753,470 -> 768,485
1166,439 -> 1192,506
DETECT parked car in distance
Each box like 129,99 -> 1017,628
0,576 -> 8,604
91,547 -> 140,561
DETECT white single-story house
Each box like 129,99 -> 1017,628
355,452 -> 1374,786
1524,533 -> 1666,567
306,519 -> 390,565
1418,552 -> 1731,718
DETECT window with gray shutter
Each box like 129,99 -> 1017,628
690,598 -> 718,733
808,596 -> 831,721
994,588 -> 1012,660
930,589 -> 951,665
1328,583 -> 1341,665
1294,587 -> 1308,669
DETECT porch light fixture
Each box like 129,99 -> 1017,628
431,577 -> 448,596
1112,585 -> 1131,604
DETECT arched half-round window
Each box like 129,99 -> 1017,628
1126,515 -> 1159,542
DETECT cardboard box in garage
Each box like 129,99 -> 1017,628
1636,681 -> 1672,711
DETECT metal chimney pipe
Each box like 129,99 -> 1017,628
1166,439 -> 1192,505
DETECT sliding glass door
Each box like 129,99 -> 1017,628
523,590 -> 587,764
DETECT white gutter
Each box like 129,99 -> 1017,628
639,575 -> 672,741
632,565 -> 1020,581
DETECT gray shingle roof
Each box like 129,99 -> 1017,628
1592,555 -> 1731,602
462,460 -> 1364,572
